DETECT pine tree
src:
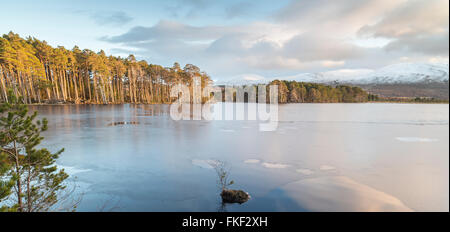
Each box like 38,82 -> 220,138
0,149 -> 14,211
0,91 -> 68,212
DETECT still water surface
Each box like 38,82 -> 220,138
29,103 -> 449,212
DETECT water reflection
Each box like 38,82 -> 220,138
217,202 -> 228,212
280,176 -> 412,212
27,103 -> 449,211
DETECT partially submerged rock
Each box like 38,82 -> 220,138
221,189 -> 250,204
108,121 -> 140,126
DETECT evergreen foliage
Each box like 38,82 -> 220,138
0,91 -> 67,212
269,80 -> 370,103
0,32 -> 212,104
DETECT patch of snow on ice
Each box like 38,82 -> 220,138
396,137 -> 438,142
320,165 -> 336,171
262,162 -> 289,169
296,168 -> 314,175
244,159 -> 261,164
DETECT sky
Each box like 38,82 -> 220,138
1,0 -> 448,81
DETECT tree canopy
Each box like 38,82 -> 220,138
0,91 -> 68,211
0,32 -> 212,104
0,32 -> 381,105
269,80 -> 371,103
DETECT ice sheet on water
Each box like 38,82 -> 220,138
320,165 -> 336,171
57,164 -> 92,175
262,162 -> 289,169
244,159 -> 261,164
296,168 -> 314,175
280,176 -> 413,212
191,159 -> 218,169
396,137 -> 438,142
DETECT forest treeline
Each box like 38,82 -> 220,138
268,80 -> 447,103
269,80 -> 375,103
1,32 -> 377,105
0,32 -> 212,104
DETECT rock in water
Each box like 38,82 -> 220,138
221,189 -> 250,204
107,121 -> 140,126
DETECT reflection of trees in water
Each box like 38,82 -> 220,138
217,201 -> 228,212
135,104 -> 171,116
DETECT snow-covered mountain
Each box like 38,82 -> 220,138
351,63 -> 449,84
281,63 -> 449,84
214,63 -> 449,85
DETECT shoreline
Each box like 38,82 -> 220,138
23,101 -> 449,106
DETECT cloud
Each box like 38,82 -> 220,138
89,11 -> 133,26
102,20 -> 230,43
100,0 -> 449,79
206,34 -> 248,55
282,34 -> 364,62
273,0 -> 406,35
385,32 -> 449,55
359,0 -> 448,38
358,0 -> 449,55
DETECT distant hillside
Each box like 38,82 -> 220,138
356,82 -> 449,100
282,63 -> 449,84
216,63 -> 449,100
348,63 -> 449,84
347,63 -> 449,100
